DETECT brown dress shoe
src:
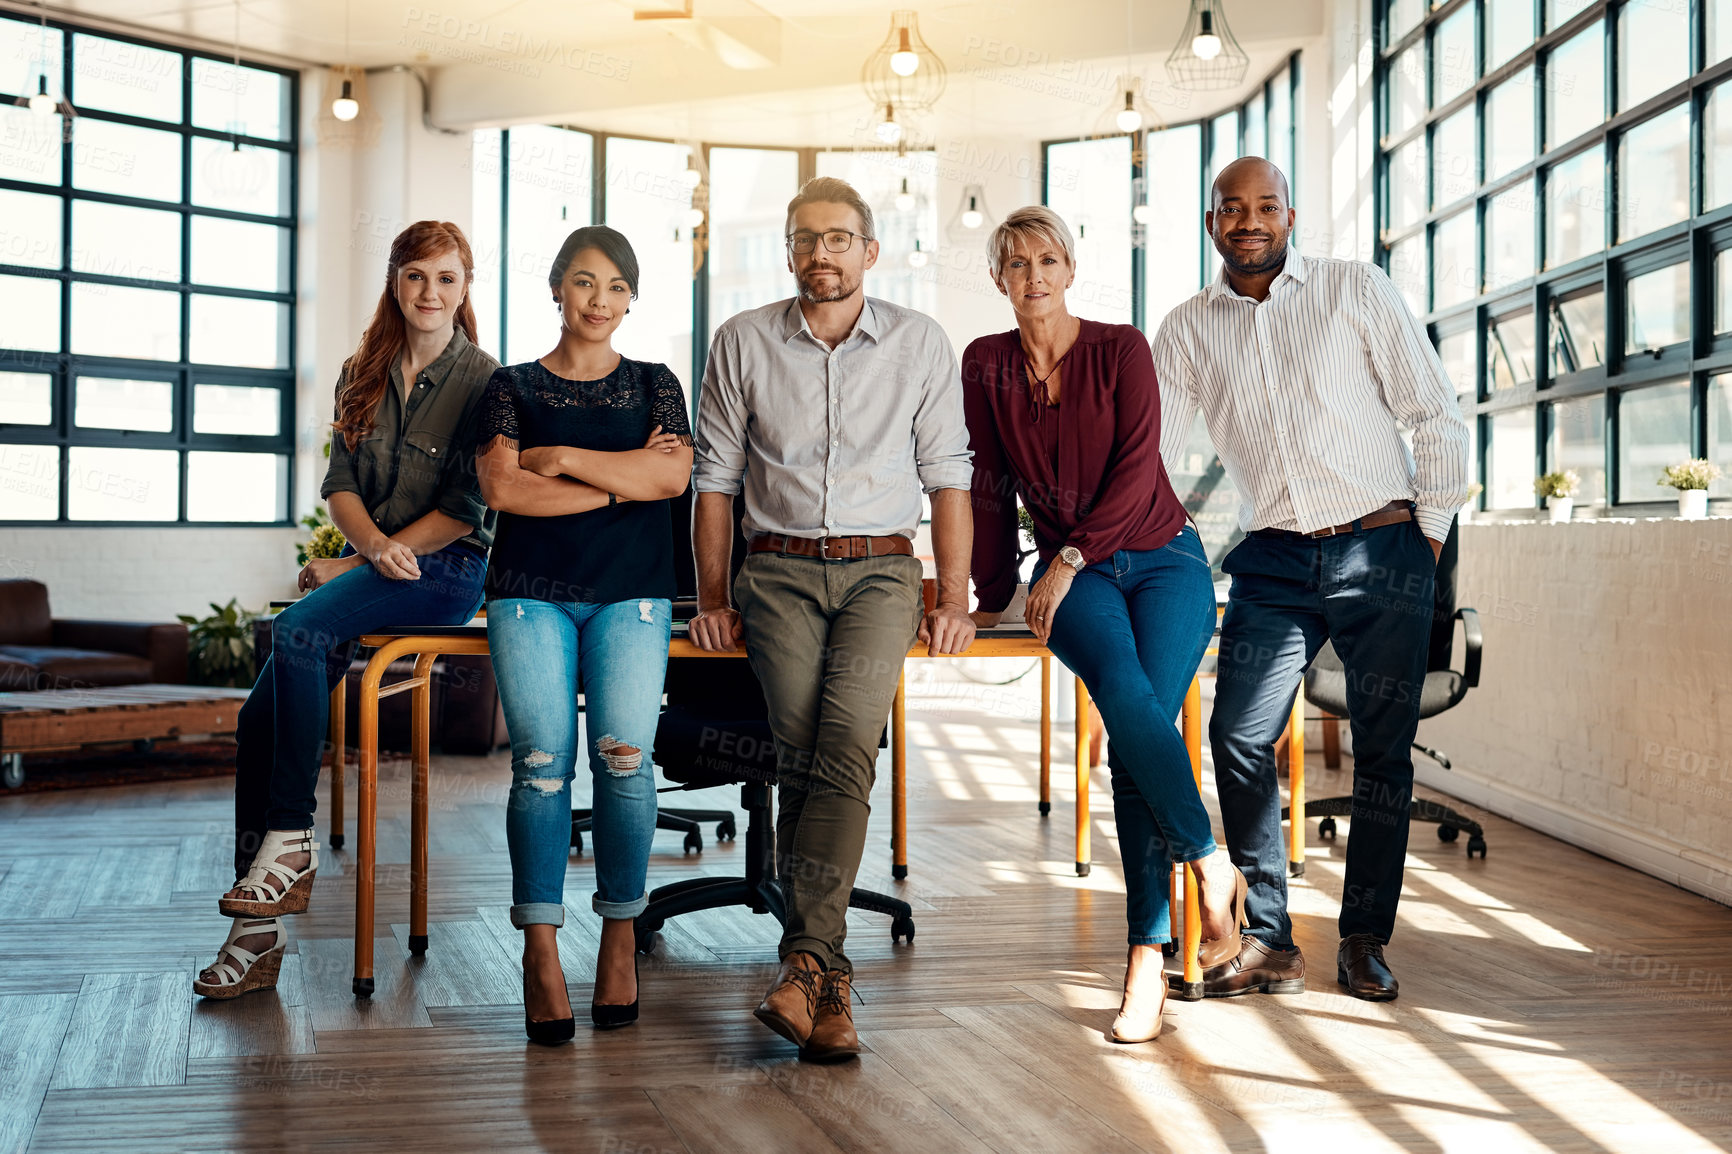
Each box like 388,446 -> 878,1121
754,952 -> 823,1046
803,970 -> 861,1063
1200,935 -> 1306,998
1337,934 -> 1399,1001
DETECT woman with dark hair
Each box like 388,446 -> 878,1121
196,221 -> 499,999
475,224 -> 693,1044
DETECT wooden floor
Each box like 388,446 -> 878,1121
2,665 -> 1730,1154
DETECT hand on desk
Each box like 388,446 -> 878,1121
689,606 -> 745,652
919,604 -> 976,656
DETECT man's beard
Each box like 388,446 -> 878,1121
1213,231 -> 1289,277
797,264 -> 863,303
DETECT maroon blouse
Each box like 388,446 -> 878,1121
962,319 -> 1190,614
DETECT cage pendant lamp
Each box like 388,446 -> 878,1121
862,10 -> 946,115
1166,0 -> 1249,91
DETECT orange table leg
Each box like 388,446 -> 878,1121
1180,678 -> 1207,997
409,652 -> 434,955
1074,676 -> 1091,876
891,666 -> 907,881
328,681 -> 346,849
1288,691 -> 1306,878
1039,655 -> 1052,817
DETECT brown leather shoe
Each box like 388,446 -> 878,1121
1200,935 -> 1306,998
802,970 -> 861,1063
754,952 -> 823,1046
1337,934 -> 1399,1001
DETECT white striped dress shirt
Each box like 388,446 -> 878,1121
1153,249 -> 1470,542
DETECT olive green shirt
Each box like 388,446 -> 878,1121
320,328 -> 500,552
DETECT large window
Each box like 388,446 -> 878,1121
814,148 -> 938,319
1376,0 -> 1732,514
0,16 -> 296,524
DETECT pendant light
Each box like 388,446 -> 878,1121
1167,0 -> 1249,91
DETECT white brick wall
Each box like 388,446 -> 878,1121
1419,517 -> 1732,905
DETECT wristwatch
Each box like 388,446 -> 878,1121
1058,545 -> 1085,573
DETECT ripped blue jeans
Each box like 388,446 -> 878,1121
487,596 -> 671,926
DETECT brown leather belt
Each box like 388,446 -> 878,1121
1303,500 -> 1413,538
748,533 -> 914,560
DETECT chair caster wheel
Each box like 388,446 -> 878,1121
635,928 -> 660,955
1437,824 -> 1459,843
352,977 -> 375,998
2,756 -> 24,789
1318,817 -> 1337,840
409,934 -> 428,955
1466,836 -> 1487,859
718,816 -> 736,841
892,864 -> 907,881
683,830 -> 703,854
329,832 -> 345,849
892,916 -> 916,944
571,830 -> 583,854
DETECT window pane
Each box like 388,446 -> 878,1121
1546,145 -> 1604,267
1617,380 -> 1691,502
1389,233 -> 1428,316
193,383 -> 280,435
1718,250 -> 1732,335
1389,136 -> 1427,230
0,443 -> 59,518
503,125 -> 594,364
1548,394 -> 1606,503
814,149 -> 938,320
1707,81 -> 1732,211
1713,0 -> 1732,64
72,33 -> 181,122
0,15 -> 63,85
1432,107 -> 1476,208
470,130 -> 502,358
1550,287 -> 1606,373
1625,262 -> 1690,353
191,137 -> 286,217
72,118 -> 181,202
1485,69 -> 1535,181
1388,45 -> 1427,137
1547,0 -> 1595,27
1709,374 -> 1732,496
0,371 -> 51,425
1618,0 -> 1689,112
1141,124 -> 1203,332
1208,111 -> 1240,183
1436,327 -> 1478,399
189,295 -> 286,368
0,188 -> 61,269
1268,68 -> 1294,179
1617,104 -> 1689,242
70,282 -> 178,360
1488,311 -> 1537,390
1387,0 -> 1424,44
1045,135 -> 1134,325
191,216 -> 284,292
1484,181 -> 1536,292
1488,408 -> 1538,508
0,273 -> 60,352
1243,90 -> 1267,157
1486,0 -> 1536,70
0,104 -> 63,186
603,136 -> 695,389
75,376 -> 172,432
67,446 -> 178,520
1433,210 -> 1477,310
190,58 -> 289,142
1435,5 -> 1477,106
708,147 -> 800,344
187,451 -> 284,521
1545,23 -> 1606,149
71,201 -> 181,283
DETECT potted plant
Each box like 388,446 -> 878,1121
1658,459 -> 1722,520
1535,470 -> 1581,522
1460,481 -> 1483,523
296,504 -> 348,567
178,599 -> 259,688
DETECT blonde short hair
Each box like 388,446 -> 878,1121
987,205 -> 1076,280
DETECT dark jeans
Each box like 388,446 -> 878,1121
1210,518 -> 1435,947
232,543 -> 486,876
1041,526 -> 1218,945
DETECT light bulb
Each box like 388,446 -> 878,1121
1116,107 -> 1142,133
28,76 -> 53,116
1193,32 -> 1223,59
890,27 -> 918,76
908,242 -> 928,268
331,80 -> 359,122
876,116 -> 902,145
961,199 -> 983,229
682,206 -> 706,229
1132,204 -> 1154,224
681,166 -> 703,189
894,178 -> 915,213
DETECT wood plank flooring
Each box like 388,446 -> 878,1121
2,666 -> 1730,1153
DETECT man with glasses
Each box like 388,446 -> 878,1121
691,176 -> 974,1061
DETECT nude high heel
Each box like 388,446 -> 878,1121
219,828 -> 318,918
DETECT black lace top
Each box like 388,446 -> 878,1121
477,357 -> 692,605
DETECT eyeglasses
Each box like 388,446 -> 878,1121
786,229 -> 868,255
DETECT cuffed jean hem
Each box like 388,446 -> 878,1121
510,902 -> 566,928
593,893 -> 648,920
1170,837 -> 1220,866
1129,932 -> 1173,946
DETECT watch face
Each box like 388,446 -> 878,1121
1061,547 -> 1083,568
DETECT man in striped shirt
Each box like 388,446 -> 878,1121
1154,157 -> 1469,1002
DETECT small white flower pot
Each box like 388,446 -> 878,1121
1548,496 -> 1574,523
1678,489 -> 1709,520
1001,582 -> 1030,624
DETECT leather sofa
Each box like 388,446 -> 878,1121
0,580 -> 188,691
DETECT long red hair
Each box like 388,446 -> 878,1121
335,220 -> 480,451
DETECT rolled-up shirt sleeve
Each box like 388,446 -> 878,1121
318,370 -> 359,501
693,324 -> 749,496
911,330 -> 973,493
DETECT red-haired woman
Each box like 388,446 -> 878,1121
196,221 -> 499,999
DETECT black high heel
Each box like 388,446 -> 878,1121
523,971 -> 575,1046
591,947 -> 639,1030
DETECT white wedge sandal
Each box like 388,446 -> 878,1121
219,828 -> 319,918
193,917 -> 288,1000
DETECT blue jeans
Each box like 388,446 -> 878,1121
1210,518 -> 1435,948
488,597 -> 671,926
1041,526 -> 1219,945
233,543 -> 486,875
